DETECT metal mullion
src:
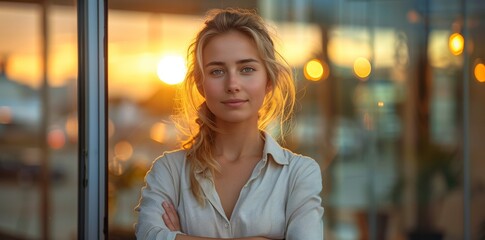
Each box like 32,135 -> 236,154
77,0 -> 107,239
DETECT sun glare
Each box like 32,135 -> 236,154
157,55 -> 187,85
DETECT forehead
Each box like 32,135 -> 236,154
202,30 -> 261,63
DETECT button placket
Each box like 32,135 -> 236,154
224,221 -> 232,236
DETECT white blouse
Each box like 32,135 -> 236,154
135,133 -> 324,240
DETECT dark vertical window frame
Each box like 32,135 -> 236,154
40,1 -> 51,239
461,0 -> 471,239
77,0 -> 108,239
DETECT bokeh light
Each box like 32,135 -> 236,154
304,59 -> 329,81
157,54 -> 187,85
475,62 -> 485,83
114,141 -> 133,161
407,10 -> 420,24
449,33 -> 464,56
48,128 -> 66,150
353,57 -> 372,80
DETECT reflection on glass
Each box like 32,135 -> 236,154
0,2 -> 78,239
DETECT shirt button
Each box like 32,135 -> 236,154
224,223 -> 229,228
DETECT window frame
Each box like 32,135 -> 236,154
77,0 -> 108,239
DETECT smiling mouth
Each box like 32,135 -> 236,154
221,99 -> 247,103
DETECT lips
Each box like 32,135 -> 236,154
221,99 -> 247,104
221,99 -> 248,107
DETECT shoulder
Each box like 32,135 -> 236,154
281,148 -> 322,181
281,149 -> 323,197
151,149 -> 188,172
283,148 -> 319,169
158,149 -> 187,161
264,132 -> 315,168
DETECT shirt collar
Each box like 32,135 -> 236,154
192,131 -> 289,174
262,131 -> 289,165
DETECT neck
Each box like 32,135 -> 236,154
212,123 -> 264,163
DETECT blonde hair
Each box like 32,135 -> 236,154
173,8 -> 296,204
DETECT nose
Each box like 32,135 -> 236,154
225,72 -> 240,93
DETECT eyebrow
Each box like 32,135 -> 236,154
204,58 -> 260,68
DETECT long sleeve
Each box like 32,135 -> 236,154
285,158 -> 324,240
135,153 -> 184,240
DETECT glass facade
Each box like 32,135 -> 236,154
0,1 -> 78,239
0,0 -> 484,239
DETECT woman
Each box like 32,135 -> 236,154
135,8 -> 323,240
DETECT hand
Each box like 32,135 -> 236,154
162,201 -> 181,231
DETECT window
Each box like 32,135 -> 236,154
0,1 -> 78,239
1,0 -> 483,239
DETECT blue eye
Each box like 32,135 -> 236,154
241,67 -> 255,73
210,69 -> 224,76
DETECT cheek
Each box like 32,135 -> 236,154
256,78 -> 270,95
265,80 -> 273,93
201,82 -> 221,100
251,85 -> 269,104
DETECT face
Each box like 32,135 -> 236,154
200,30 -> 269,127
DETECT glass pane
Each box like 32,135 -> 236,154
106,1 -> 485,239
465,1 -> 485,240
0,2 -> 78,239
